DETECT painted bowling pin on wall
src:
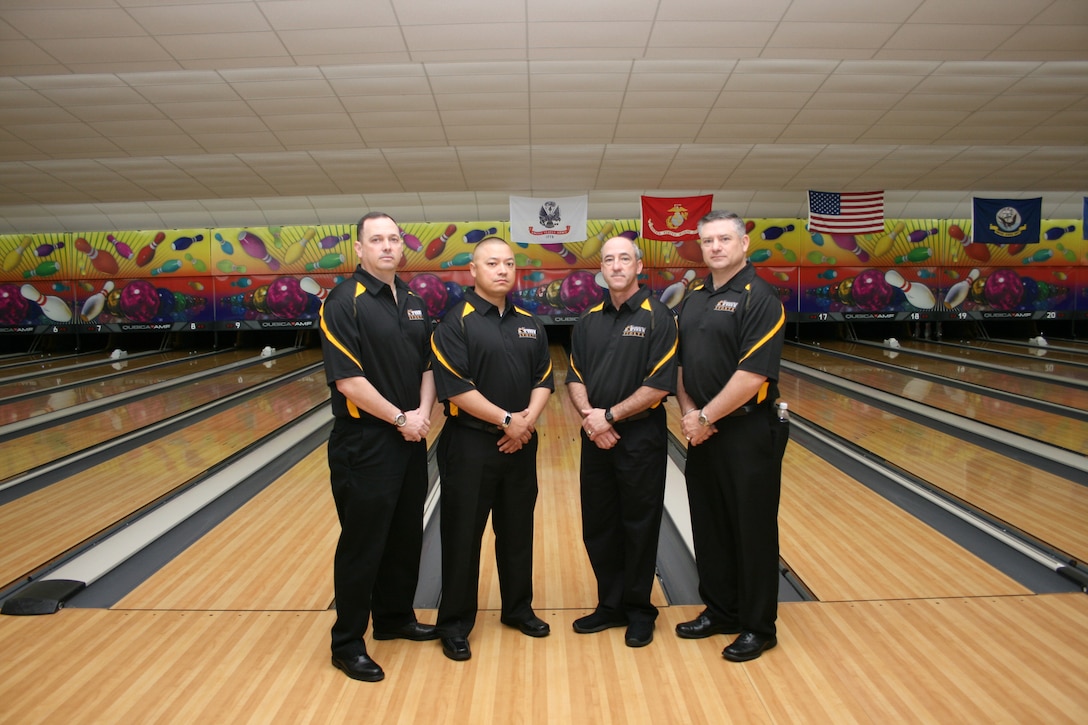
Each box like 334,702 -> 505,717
884,270 -> 935,309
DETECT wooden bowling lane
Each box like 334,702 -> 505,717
4,343 -> 1088,723
780,373 -> 1088,564
962,339 -> 1088,366
3,588 -> 1087,722
790,342 -> 1088,411
664,399 -> 1028,602
114,444 -> 338,611
0,348 -> 257,427
780,441 -> 1029,601
869,339 -> 1088,383
784,346 -> 1088,451
0,349 -> 319,482
0,350 -> 107,377
116,346 -> 644,615
0,369 -> 330,591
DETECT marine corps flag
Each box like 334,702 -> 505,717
640,195 -> 713,242
509,195 -> 587,245
972,197 -> 1042,244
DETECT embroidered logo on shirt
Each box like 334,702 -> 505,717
518,326 -> 537,339
714,299 -> 739,312
407,309 -> 424,321
622,324 -> 647,338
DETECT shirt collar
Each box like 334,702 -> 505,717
353,265 -> 408,297
607,284 -> 651,313
702,261 -> 754,295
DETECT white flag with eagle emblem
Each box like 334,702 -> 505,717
509,195 -> 588,245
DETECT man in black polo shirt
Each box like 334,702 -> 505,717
318,211 -> 439,682
675,210 -> 788,663
430,237 -> 555,662
566,235 -> 677,648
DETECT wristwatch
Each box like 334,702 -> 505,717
393,412 -> 407,427
604,408 -> 614,424
500,412 -> 512,429
698,410 -> 711,427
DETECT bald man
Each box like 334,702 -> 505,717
429,237 -> 555,662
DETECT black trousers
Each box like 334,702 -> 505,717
436,423 -> 539,637
579,411 -> 667,623
327,418 -> 428,656
684,404 -> 788,637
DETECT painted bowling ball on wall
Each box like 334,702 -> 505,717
0,283 -> 29,324
266,276 -> 308,319
849,269 -> 894,311
983,269 -> 1024,311
559,270 -> 604,314
443,281 -> 464,311
118,280 -> 160,322
408,273 -> 448,318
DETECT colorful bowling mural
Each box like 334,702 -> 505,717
0,216 -> 1084,335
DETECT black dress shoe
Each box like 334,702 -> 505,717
624,620 -> 654,648
675,613 -> 739,639
501,615 -> 551,638
441,636 -> 471,661
722,631 -> 777,662
572,610 -> 627,634
373,622 -> 439,641
331,652 -> 385,682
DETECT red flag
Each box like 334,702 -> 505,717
641,195 -> 713,242
807,190 -> 885,235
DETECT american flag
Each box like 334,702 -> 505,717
807,190 -> 885,235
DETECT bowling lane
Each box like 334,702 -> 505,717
961,340 -> 1088,366
664,400 -> 1029,602
792,343 -> 1088,411
0,348 -> 321,483
114,445 -> 337,611
784,347 -> 1087,452
0,369 -> 330,591
0,350 -> 117,378
780,373 -> 1088,564
0,349 -> 254,426
879,339 -> 1088,383
114,345 -> 655,613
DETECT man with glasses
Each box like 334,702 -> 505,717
566,234 -> 678,648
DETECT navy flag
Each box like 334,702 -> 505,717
971,197 -> 1042,244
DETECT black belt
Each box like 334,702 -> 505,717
726,402 -> 765,418
451,415 -> 505,435
614,409 -> 651,423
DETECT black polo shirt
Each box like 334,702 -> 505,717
430,287 -> 554,418
319,265 -> 432,421
677,262 -> 785,408
566,285 -> 677,408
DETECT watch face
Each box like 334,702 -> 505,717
395,413 -> 407,426
604,409 -> 613,423
699,412 -> 709,427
